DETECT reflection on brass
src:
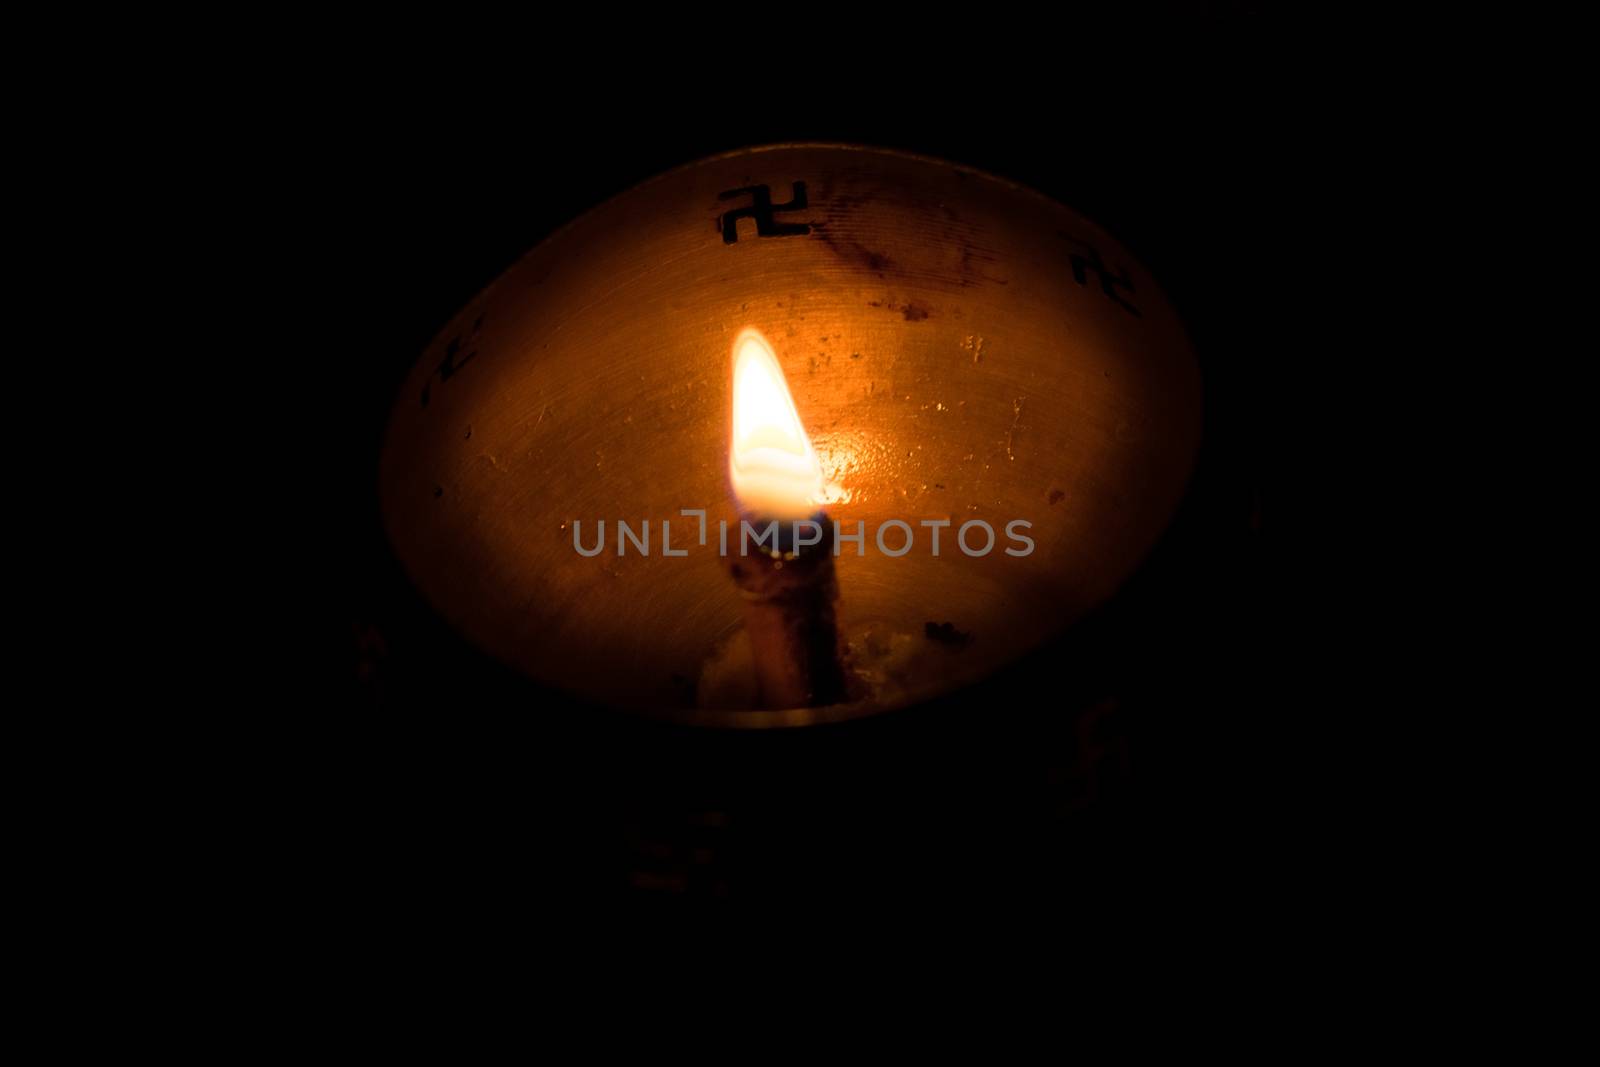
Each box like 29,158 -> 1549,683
380,144 -> 1202,726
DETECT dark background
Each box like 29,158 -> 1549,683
306,5 -> 1316,918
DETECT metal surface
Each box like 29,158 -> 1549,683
379,144 -> 1202,724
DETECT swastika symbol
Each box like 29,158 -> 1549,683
1061,235 -> 1141,318
718,182 -> 812,244
420,313 -> 484,408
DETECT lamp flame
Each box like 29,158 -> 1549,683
729,328 -> 823,519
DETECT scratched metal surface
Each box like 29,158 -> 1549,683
379,144 -> 1202,723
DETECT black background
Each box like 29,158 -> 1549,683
305,5 -> 1318,919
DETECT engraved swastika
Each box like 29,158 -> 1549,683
718,182 -> 812,244
1061,235 -> 1141,317
421,313 -> 484,408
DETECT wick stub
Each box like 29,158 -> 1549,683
725,512 -> 846,709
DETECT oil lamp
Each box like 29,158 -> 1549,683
379,144 -> 1203,725
723,327 -> 846,711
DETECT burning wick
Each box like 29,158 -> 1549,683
726,328 -> 848,709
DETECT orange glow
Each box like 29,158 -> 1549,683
729,328 -> 823,519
